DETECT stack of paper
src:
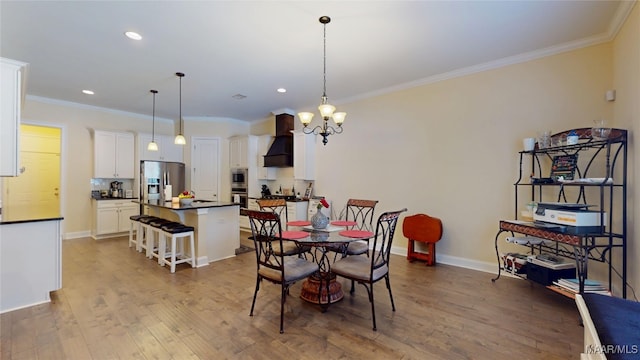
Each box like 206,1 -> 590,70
553,278 -> 610,295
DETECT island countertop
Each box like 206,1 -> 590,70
134,200 -> 239,211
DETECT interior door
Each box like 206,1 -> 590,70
2,125 -> 61,220
191,137 -> 219,201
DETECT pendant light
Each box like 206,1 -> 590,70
174,72 -> 186,145
298,16 -> 346,146
147,89 -> 159,151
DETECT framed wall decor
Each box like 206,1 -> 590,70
303,182 -> 313,200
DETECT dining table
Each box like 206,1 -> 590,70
280,224 -> 375,311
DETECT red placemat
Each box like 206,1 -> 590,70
339,230 -> 374,238
331,220 -> 357,227
287,220 -> 311,227
279,231 -> 310,240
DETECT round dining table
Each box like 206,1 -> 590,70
281,226 -> 375,311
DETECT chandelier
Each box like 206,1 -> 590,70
174,72 -> 186,145
298,16 -> 346,146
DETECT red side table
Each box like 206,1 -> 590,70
403,213 -> 443,266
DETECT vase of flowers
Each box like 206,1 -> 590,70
311,198 -> 330,229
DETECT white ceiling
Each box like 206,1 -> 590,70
0,1 -> 634,123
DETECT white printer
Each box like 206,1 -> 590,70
534,202 -> 606,232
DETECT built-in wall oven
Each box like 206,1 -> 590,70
231,168 -> 248,209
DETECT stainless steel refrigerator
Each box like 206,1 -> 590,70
140,161 -> 185,205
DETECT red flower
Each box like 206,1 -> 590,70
318,198 -> 330,209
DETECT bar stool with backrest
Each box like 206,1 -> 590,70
331,208 -> 407,331
256,199 -> 311,258
158,221 -> 196,273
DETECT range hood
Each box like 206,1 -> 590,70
263,113 -> 294,167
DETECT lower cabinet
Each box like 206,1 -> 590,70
287,201 -> 308,222
92,200 -> 138,239
240,198 -> 260,230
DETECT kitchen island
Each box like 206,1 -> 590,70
136,200 -> 240,266
1,216 -> 63,313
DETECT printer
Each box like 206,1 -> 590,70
534,202 -> 606,233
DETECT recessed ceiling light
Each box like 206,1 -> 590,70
277,88 -> 287,93
124,31 -> 142,40
82,90 -> 94,95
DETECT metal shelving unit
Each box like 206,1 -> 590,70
492,128 -> 628,298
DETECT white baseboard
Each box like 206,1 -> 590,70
63,230 -> 91,240
390,245 -> 498,275
196,256 -> 210,267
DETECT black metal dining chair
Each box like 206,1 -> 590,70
246,209 -> 319,334
256,198 -> 311,258
339,199 -> 379,256
330,208 -> 407,331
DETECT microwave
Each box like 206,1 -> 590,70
231,168 -> 247,190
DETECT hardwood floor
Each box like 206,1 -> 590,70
1,235 -> 583,359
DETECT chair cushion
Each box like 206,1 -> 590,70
345,240 -> 369,255
129,215 -> 147,221
258,258 -> 318,282
331,255 -> 389,282
139,216 -> 159,224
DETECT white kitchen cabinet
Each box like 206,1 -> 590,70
0,58 -> 28,177
138,133 -> 184,162
229,135 -> 258,169
94,130 -> 135,178
257,135 -> 276,180
92,200 -> 138,239
287,200 -> 308,223
293,131 -> 316,180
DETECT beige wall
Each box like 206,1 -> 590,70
18,7 -> 637,293
612,3 -> 639,296
310,43 -> 615,268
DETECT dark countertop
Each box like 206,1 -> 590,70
135,200 -> 239,211
1,216 -> 64,225
92,197 -> 138,201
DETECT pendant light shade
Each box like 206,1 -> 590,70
147,89 -> 159,151
174,72 -> 186,145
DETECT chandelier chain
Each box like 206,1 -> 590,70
322,21 -> 327,98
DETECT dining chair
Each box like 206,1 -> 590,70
330,208 -> 407,331
339,199 -> 379,256
256,198 -> 311,258
246,209 -> 319,334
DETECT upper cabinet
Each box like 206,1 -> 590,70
229,135 -> 257,169
94,130 -> 135,179
293,131 -> 316,180
138,133 -> 184,163
0,58 -> 28,177
257,135 -> 276,180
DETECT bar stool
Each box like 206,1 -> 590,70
138,216 -> 160,256
129,215 -> 150,251
159,222 -> 196,273
149,218 -> 174,263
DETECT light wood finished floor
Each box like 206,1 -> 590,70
1,235 -> 583,359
